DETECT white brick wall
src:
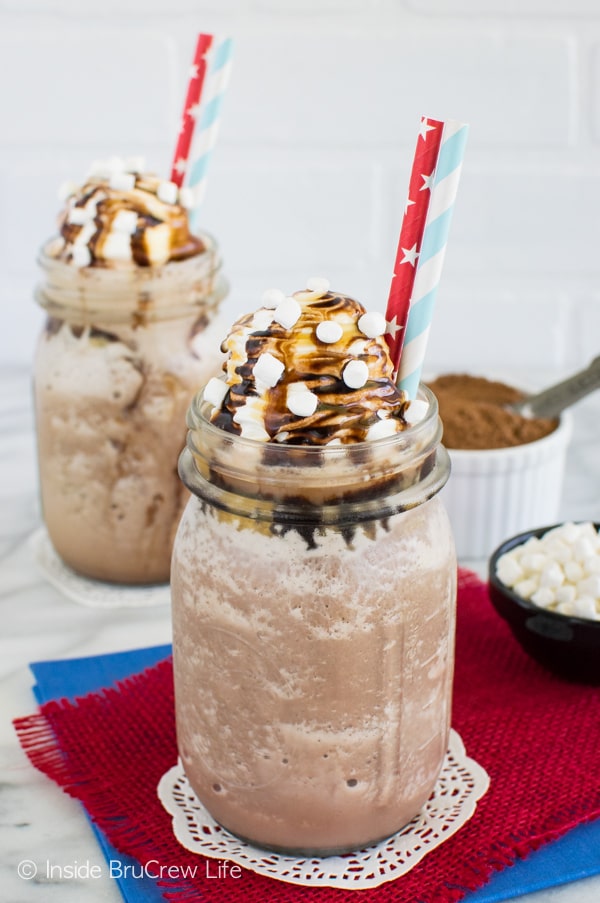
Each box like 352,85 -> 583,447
2,0 -> 600,385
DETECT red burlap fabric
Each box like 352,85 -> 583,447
14,571 -> 600,902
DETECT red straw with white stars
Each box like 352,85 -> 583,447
384,117 -> 443,376
170,33 -> 214,187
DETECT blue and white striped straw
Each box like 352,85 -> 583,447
397,120 -> 469,399
188,37 -> 234,231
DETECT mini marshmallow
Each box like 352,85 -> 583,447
564,561 -> 584,583
71,245 -> 92,268
547,522 -> 580,543
497,522 -> 600,621
555,585 -> 576,606
358,311 -> 387,339
102,231 -> 132,261
254,352 -> 285,388
496,554 -> 524,588
178,186 -> 197,210
144,223 -> 171,266
520,553 -> 549,574
513,578 -> 539,600
58,180 -> 78,202
124,155 -> 146,173
404,399 -> 429,426
68,205 -> 94,226
577,575 -> 600,598
316,320 -> 343,344
252,309 -> 274,332
106,155 -> 126,172
572,595 -> 598,620
262,288 -> 286,309
87,159 -> 111,178
343,359 -> 369,389
366,417 -> 398,441
584,556 -> 600,575
539,563 -> 564,589
109,171 -> 136,192
286,383 -> 318,418
544,539 -> 572,564
112,209 -> 138,235
577,522 -> 600,543
531,588 -> 555,608
573,537 -> 596,562
306,276 -> 330,294
522,536 -> 544,553
203,377 -> 228,409
157,180 -> 179,205
273,296 -> 301,330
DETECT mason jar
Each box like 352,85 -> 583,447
171,383 -> 457,855
33,235 -> 227,585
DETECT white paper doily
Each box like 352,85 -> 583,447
30,527 -> 171,609
158,729 -> 489,890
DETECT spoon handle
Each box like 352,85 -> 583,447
514,356 -> 600,419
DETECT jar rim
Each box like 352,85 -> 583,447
35,230 -> 227,323
180,382 -> 451,524
37,227 -> 220,269
190,381 -> 441,460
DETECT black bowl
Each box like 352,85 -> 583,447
488,524 -> 600,684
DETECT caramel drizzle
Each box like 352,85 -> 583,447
58,175 -> 204,268
213,291 -> 408,445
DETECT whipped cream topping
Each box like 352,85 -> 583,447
49,157 -> 205,268
204,280 -> 411,445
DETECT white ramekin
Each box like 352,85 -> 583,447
440,412 -> 573,561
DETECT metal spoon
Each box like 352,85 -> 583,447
509,356 -> 600,419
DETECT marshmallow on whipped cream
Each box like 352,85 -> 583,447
203,278 -> 428,445
49,156 -> 204,268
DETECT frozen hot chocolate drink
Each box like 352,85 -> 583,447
171,279 -> 457,854
34,158 -> 227,584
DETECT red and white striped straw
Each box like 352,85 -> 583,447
170,33 -> 214,188
385,117 -> 443,376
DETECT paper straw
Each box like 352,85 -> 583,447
385,117 -> 444,376
396,120 -> 469,399
187,36 -> 234,229
170,33 -> 214,188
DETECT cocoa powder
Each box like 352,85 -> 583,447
428,374 -> 558,451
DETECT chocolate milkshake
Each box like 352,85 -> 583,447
34,158 -> 227,584
171,280 -> 457,854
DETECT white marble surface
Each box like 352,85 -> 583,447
1,364 -> 599,903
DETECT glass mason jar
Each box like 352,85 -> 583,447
33,235 -> 227,585
171,384 -> 457,855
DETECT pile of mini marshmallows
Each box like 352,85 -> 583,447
59,157 -> 196,268
496,522 -> 600,621
204,278 -> 428,439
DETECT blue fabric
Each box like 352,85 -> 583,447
29,645 -> 600,902
31,645 -> 171,903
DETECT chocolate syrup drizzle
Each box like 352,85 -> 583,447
211,290 -> 409,445
58,174 -> 205,268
